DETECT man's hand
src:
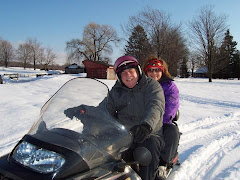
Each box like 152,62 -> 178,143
130,123 -> 152,143
64,105 -> 86,119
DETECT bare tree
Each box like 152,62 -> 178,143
66,22 -> 120,64
38,48 -> 45,66
43,48 -> 56,70
124,7 -> 172,57
188,50 -> 206,76
188,5 -> 227,82
123,7 -> 188,76
16,43 -> 32,69
27,38 -> 42,70
0,39 -> 15,68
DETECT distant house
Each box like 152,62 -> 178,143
82,60 -> 116,80
193,67 -> 208,78
65,63 -> 85,74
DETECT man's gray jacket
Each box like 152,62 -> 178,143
106,74 -> 165,136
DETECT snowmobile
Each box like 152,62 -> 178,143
0,78 -> 152,180
0,78 -> 180,180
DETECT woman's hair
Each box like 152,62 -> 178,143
142,55 -> 173,79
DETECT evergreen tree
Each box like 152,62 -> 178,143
124,25 -> 152,65
215,29 -> 238,78
180,58 -> 189,78
232,50 -> 240,79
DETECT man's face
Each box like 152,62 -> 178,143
121,68 -> 139,88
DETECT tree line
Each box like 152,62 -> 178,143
65,6 -> 240,80
0,38 -> 57,71
122,6 -> 240,80
1,6 -> 239,80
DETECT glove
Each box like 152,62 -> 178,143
130,123 -> 152,144
64,105 -> 86,119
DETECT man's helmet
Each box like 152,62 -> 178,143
114,55 -> 142,81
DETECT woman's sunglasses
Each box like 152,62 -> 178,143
147,68 -> 162,73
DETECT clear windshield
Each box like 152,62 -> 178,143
27,78 -> 132,169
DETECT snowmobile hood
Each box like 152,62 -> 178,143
24,78 -> 132,171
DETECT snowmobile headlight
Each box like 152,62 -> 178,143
12,141 -> 65,173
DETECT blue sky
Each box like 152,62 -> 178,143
1,0 -> 239,65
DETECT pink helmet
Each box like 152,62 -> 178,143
114,55 -> 142,81
114,56 -> 139,72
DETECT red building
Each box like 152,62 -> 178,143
82,60 -> 116,79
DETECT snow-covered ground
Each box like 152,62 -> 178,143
0,67 -> 240,180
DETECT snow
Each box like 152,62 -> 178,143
0,67 -> 240,180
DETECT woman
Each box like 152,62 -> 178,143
142,55 -> 180,179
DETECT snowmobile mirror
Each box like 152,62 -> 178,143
133,147 -> 152,166
172,109 -> 180,122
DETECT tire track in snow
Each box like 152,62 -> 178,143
0,139 -> 19,156
179,112 -> 240,146
170,131 -> 240,180
180,94 -> 240,109
169,111 -> 240,180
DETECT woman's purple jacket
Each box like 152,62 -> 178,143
159,77 -> 179,124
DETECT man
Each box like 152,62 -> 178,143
106,55 -> 165,180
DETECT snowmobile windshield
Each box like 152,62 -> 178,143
26,78 -> 132,169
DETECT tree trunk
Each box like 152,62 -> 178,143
0,75 -> 3,84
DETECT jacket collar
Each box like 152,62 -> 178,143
115,74 -> 147,90
159,76 -> 173,83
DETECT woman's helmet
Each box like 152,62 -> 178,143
144,59 -> 164,74
114,55 -> 142,81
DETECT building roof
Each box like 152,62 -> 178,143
83,60 -> 113,67
66,63 -> 80,69
194,67 -> 208,73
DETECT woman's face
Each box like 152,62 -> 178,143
146,67 -> 162,81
